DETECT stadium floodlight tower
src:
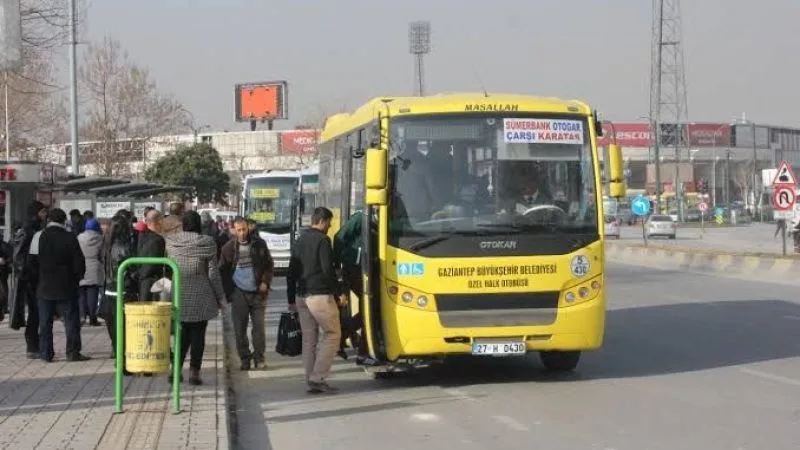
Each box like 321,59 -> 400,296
409,21 -> 431,97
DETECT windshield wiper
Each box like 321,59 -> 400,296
478,223 -> 591,249
408,235 -> 450,251
407,229 -> 492,251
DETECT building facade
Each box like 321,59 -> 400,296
597,121 -> 800,207
39,128 -> 320,178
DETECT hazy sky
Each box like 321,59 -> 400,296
80,0 -> 800,132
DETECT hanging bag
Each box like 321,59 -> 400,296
275,312 -> 302,357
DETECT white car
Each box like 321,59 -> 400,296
604,216 -> 620,239
646,214 -> 677,239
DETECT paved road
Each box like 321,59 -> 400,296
231,268 -> 800,450
617,222 -> 794,254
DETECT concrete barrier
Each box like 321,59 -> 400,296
606,240 -> 800,286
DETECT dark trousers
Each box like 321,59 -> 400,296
78,285 -> 99,322
38,298 -> 81,361
179,321 -> 208,371
232,288 -> 266,363
340,267 -> 365,354
103,294 -> 127,356
22,281 -> 39,353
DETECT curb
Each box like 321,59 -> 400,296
605,241 -> 800,280
221,307 -> 239,450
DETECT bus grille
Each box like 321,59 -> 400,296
436,292 -> 559,328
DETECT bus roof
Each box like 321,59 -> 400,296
244,170 -> 301,182
320,92 -> 593,142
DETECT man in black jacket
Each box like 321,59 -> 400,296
287,207 -> 343,394
138,209 -> 166,301
10,201 -> 47,359
36,208 -> 89,362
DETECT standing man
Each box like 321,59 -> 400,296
138,209 -> 166,301
10,201 -> 48,359
220,217 -> 274,370
36,208 -> 89,362
287,207 -> 344,394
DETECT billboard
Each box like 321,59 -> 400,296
598,122 -> 732,148
686,123 -> 731,147
597,123 -> 652,147
280,130 -> 319,154
234,81 -> 288,122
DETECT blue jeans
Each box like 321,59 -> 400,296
38,298 -> 81,361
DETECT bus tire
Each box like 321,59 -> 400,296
539,351 -> 581,372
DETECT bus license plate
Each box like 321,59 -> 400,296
275,260 -> 289,269
472,341 -> 526,356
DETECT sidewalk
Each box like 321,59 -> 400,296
0,312 -> 231,450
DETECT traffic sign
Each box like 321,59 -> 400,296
631,195 -> 651,216
773,185 -> 796,211
698,202 -> 708,212
772,161 -> 797,186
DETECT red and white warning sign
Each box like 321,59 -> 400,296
772,161 -> 797,186
773,185 -> 796,212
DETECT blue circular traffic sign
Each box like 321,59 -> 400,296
631,195 -> 651,216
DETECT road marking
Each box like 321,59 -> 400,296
410,412 -> 441,422
493,415 -> 529,431
784,315 -> 800,321
443,388 -> 476,401
739,368 -> 800,387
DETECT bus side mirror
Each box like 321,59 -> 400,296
365,147 -> 388,205
608,144 -> 626,198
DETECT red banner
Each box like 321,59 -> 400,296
596,123 -> 651,147
686,123 -> 731,147
280,130 -> 318,154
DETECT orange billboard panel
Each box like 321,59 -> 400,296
234,81 -> 288,122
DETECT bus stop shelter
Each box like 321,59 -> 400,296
57,177 -> 190,221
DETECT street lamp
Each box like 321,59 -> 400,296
637,115 -> 661,213
709,123 -> 731,208
736,115 -> 759,217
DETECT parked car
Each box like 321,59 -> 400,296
604,215 -> 620,239
646,214 -> 677,239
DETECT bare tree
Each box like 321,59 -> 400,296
79,37 -> 189,176
731,161 -> 754,203
0,0 -> 93,159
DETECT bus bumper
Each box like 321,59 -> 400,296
383,295 -> 605,361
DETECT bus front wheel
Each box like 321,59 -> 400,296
539,351 -> 581,372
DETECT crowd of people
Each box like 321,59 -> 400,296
0,198 -> 371,396
2,200 -> 248,386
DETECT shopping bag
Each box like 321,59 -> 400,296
275,312 -> 302,357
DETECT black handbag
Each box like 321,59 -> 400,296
275,312 -> 302,357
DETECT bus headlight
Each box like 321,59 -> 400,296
416,296 -> 429,307
579,287 -> 590,298
402,292 -> 414,303
565,292 -> 576,303
591,280 -> 601,290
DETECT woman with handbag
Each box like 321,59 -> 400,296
165,211 -> 226,385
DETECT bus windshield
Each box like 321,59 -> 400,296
387,114 -> 598,255
301,174 -> 319,226
244,177 -> 298,232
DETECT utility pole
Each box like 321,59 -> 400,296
69,0 -> 80,175
649,0 -> 689,218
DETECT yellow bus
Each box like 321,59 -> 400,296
318,93 -> 624,374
